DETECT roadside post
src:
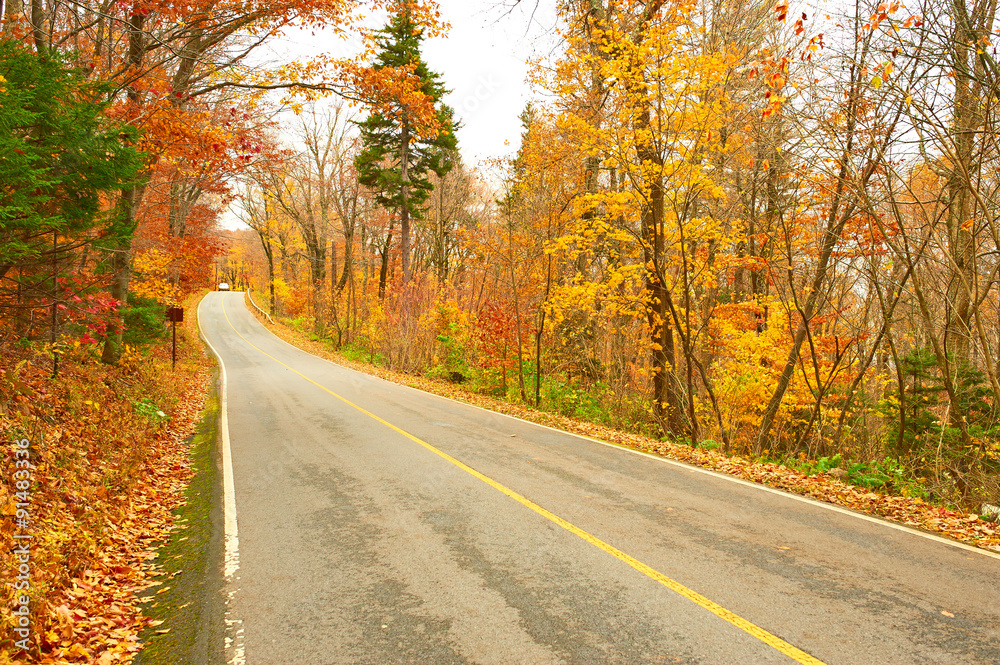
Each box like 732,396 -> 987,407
166,306 -> 184,369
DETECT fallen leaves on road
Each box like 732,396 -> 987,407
249,302 -> 1000,555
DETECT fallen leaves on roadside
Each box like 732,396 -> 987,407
0,292 -> 212,664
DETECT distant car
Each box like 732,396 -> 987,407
218,282 -> 230,291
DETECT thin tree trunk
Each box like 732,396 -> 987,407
535,253 -> 552,407
330,239 -> 337,295
637,113 -> 683,434
101,185 -> 142,364
100,11 -> 145,365
264,237 -> 275,316
2,0 -> 21,34
509,230 -> 528,402
337,225 -> 354,291
400,122 -> 412,283
378,220 -> 394,300
754,36 -> 898,447
308,237 -> 326,335
30,0 -> 44,53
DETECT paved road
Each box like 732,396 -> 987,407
198,291 -> 1000,665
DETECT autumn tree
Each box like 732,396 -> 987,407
0,0 -> 448,362
493,104 -> 580,406
236,181 -> 282,316
355,2 -> 458,286
263,107 -> 348,334
543,0 -> 741,439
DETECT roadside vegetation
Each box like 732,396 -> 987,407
4,0 -> 1000,658
0,0 -> 454,661
224,0 -> 1000,521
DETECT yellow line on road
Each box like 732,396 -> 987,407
220,296 -> 825,665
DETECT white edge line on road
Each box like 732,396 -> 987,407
241,295 -> 1000,563
197,294 -> 246,665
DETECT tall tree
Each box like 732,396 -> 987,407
0,40 -> 142,322
355,2 -> 458,286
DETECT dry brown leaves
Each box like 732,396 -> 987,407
0,292 -> 212,664
248,302 -> 1000,556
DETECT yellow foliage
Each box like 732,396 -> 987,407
131,249 -> 181,305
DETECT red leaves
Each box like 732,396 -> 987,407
51,275 -> 123,345
475,300 -> 526,372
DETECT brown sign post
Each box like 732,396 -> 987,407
166,307 -> 183,369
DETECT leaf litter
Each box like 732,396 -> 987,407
0,292 -> 212,664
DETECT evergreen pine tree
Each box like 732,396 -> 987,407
0,41 -> 143,274
354,4 -> 458,288
894,347 -> 945,455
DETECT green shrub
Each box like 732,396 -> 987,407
542,377 -> 612,424
844,458 -> 928,498
340,343 -> 369,362
133,398 -> 169,424
122,293 -> 167,346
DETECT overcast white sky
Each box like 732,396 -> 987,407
422,0 -> 559,164
262,0 -> 561,166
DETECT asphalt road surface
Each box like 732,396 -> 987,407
198,291 -> 1000,665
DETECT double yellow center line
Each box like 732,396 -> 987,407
220,296 -> 825,665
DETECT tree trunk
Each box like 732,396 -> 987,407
754,187 -> 851,449
2,0 -> 21,34
337,223 -> 354,291
330,239 -> 338,294
29,0 -> 44,53
635,96 -> 683,434
168,179 -> 200,238
535,253 -> 552,407
101,184 -> 142,364
260,233 -> 275,316
307,236 -> 326,336
942,0 -> 994,375
509,230 -> 528,403
754,35 -> 896,448
400,122 -> 412,282
378,219 -> 394,300
100,11 -> 146,365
